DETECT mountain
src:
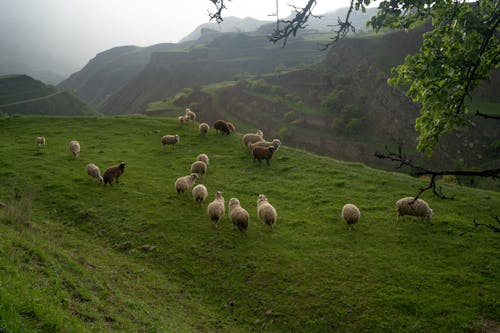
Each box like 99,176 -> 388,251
0,115 -> 498,331
0,74 -> 97,115
180,16 -> 271,42
0,41 -> 78,84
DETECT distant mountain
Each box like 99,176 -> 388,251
0,74 -> 97,115
0,41 -> 78,84
180,16 -> 271,42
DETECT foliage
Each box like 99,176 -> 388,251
367,0 -> 500,154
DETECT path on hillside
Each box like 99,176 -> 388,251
0,91 -> 64,107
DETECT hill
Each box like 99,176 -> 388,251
0,75 -> 97,116
0,115 -> 498,332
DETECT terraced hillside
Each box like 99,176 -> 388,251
0,116 -> 498,332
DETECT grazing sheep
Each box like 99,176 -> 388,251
257,194 -> 277,227
199,123 -> 209,136
161,134 -> 179,148
192,184 -> 208,206
179,115 -> 190,126
185,108 -> 196,121
86,163 -> 103,183
229,198 -> 249,233
174,173 -> 199,194
36,136 -> 46,147
207,191 -> 225,223
396,197 -> 433,222
342,204 -> 361,229
226,122 -> 235,133
252,146 -> 276,166
103,162 -> 126,186
69,140 -> 80,158
242,130 -> 264,149
249,139 -> 282,152
190,160 -> 207,176
196,153 -> 209,165
214,120 -> 231,135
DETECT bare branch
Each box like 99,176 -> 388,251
475,110 -> 500,120
375,144 -> 500,199
459,217 -> 500,235
208,0 -> 230,23
319,0 -> 357,50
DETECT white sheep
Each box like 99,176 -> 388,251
69,140 -> 80,158
175,173 -> 199,194
179,115 -> 190,126
257,194 -> 277,227
86,163 -> 103,182
242,130 -> 264,149
192,184 -> 208,206
396,197 -> 433,222
196,153 -> 209,165
199,123 -> 209,136
190,160 -> 207,176
161,134 -> 179,148
249,138 -> 282,152
341,204 -> 361,229
185,108 -> 196,121
36,136 -> 46,147
207,191 -> 225,223
229,198 -> 249,233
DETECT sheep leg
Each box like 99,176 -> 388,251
266,158 -> 270,166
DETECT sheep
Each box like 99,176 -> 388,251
199,123 -> 209,136
249,139 -> 282,152
196,153 -> 209,165
190,160 -> 207,176
229,198 -> 249,233
103,162 -> 126,186
252,146 -> 276,166
174,173 -> 199,194
86,163 -> 103,183
207,191 -> 225,223
242,130 -> 264,149
69,140 -> 80,158
257,194 -> 277,227
214,120 -> 231,135
178,115 -> 190,126
192,184 -> 208,206
185,108 -> 196,121
161,134 -> 179,148
396,197 -> 433,222
342,204 -> 361,229
226,122 -> 235,133
36,136 -> 46,147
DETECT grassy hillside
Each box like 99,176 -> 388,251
0,75 -> 97,116
0,116 -> 498,332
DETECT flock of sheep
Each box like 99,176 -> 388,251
34,107 -> 434,232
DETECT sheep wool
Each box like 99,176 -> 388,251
396,197 -> 433,222
161,134 -> 179,147
36,136 -> 46,147
103,162 -> 126,186
69,140 -> 80,158
192,184 -> 208,206
86,163 -> 103,182
207,191 -> 225,223
242,131 -> 264,149
229,198 -> 249,233
257,194 -> 277,227
199,123 -> 209,136
185,108 -> 196,121
196,153 -> 209,165
190,160 -> 207,176
252,146 -> 276,166
342,204 -> 361,228
214,120 -> 231,135
175,173 -> 199,194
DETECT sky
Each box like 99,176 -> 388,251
0,0 -> 353,70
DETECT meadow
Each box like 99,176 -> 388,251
0,115 -> 498,332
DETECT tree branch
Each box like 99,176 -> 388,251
319,0 -> 356,50
475,111 -> 500,120
208,0 -> 230,23
375,143 -> 500,199
459,217 -> 500,235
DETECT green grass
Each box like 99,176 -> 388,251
0,115 -> 498,332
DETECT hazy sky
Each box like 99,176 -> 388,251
0,0 -> 353,70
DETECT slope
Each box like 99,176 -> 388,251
0,116 -> 498,332
0,75 -> 97,116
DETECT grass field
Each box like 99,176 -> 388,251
0,115 -> 498,332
